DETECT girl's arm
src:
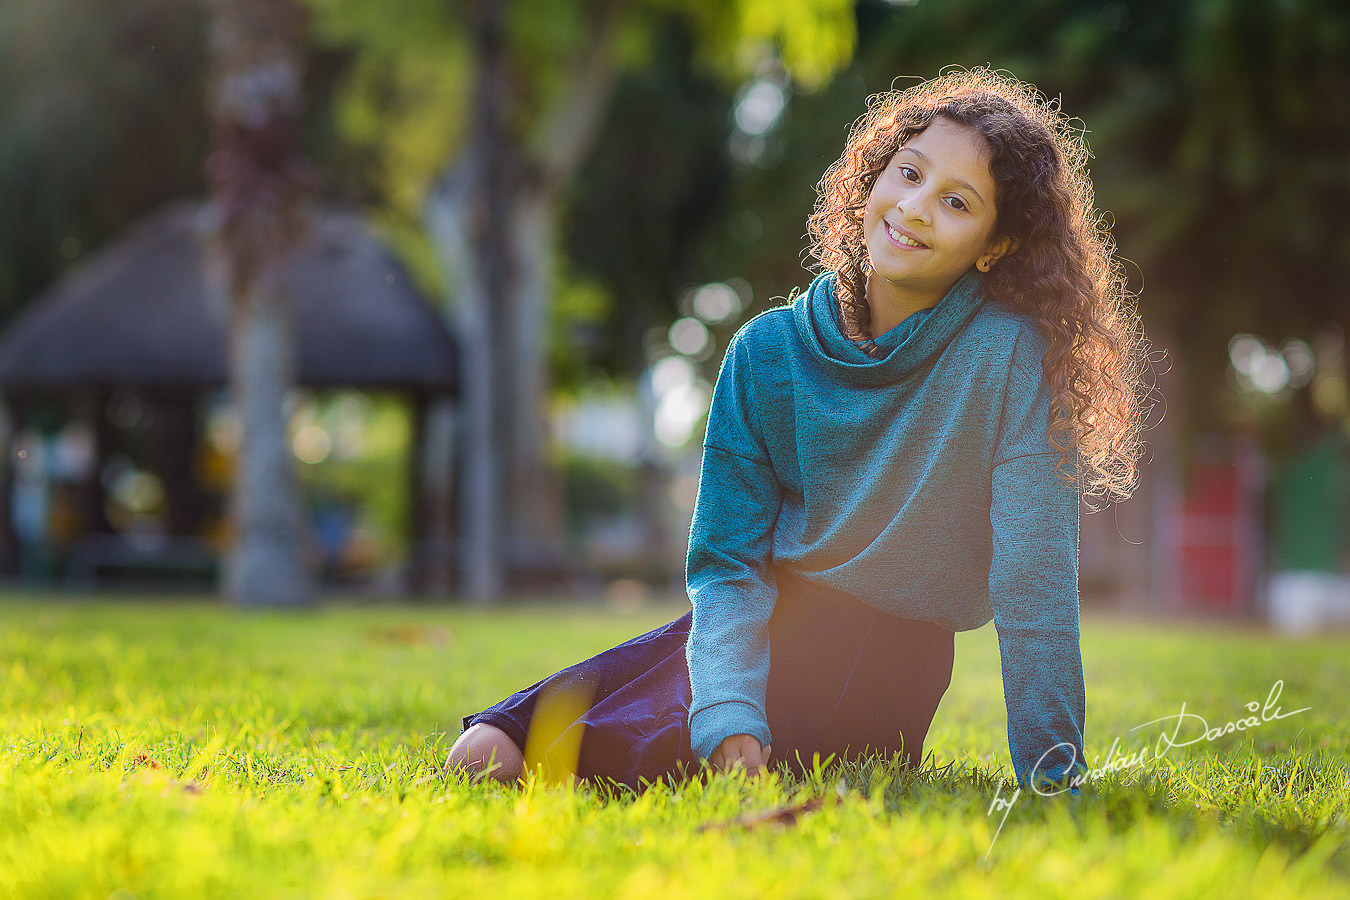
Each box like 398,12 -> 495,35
684,330 -> 784,762
988,325 -> 1089,791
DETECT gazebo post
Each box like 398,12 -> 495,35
407,391 -> 427,593
406,391 -> 457,596
0,397 -> 18,575
156,391 -> 201,537
84,391 -> 113,535
418,393 -> 457,597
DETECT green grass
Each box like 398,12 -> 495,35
2,594 -> 1348,899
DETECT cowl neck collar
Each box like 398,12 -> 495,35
790,269 -> 985,385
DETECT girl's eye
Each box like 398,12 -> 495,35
897,164 -> 920,182
945,196 -> 968,212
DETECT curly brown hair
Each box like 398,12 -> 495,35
806,67 -> 1149,505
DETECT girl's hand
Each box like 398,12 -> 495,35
710,734 -> 772,775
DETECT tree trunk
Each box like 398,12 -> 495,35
223,280 -> 311,605
427,148 -> 504,603
425,0 -> 624,601
504,187 -> 567,578
429,160 -> 570,600
204,0 -> 314,607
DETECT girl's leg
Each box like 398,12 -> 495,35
445,723 -> 524,782
765,567 -> 954,773
456,610 -> 697,788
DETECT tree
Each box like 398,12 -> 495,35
307,0 -> 857,600
204,0 -> 315,607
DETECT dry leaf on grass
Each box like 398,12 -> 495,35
126,754 -> 205,795
363,625 -> 452,648
699,797 -> 825,832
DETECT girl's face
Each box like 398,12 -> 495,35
863,117 -> 1012,312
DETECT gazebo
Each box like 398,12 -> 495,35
0,201 -> 459,588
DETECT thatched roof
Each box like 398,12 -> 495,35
0,201 -> 457,395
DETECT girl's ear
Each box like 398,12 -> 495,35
976,235 -> 1018,272
987,235 -> 1018,262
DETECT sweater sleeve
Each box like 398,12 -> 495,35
988,325 -> 1088,791
685,332 -> 783,761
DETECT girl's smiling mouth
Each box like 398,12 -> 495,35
885,221 -> 929,249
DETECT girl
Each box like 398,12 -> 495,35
448,67 -> 1146,791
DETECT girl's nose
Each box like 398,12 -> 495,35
898,194 -> 932,225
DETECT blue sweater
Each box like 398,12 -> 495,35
684,269 -> 1087,788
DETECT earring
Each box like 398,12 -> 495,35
977,257 -> 992,272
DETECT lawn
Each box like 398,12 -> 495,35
1,593 -> 1347,898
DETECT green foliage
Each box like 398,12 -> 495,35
0,0 -> 208,323
305,0 -> 471,221
558,449 -> 637,532
2,597 -> 1348,897
304,0 -> 859,343
647,0 -> 856,90
0,0 -> 385,323
303,0 -> 475,302
293,392 -> 414,565
563,26 -> 738,375
548,266 -> 614,396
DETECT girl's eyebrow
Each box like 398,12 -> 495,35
896,146 -> 987,207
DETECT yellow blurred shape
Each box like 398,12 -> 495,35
522,677 -> 594,784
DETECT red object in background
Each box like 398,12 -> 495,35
1175,446 -> 1264,614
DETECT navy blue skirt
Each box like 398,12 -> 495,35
462,566 -> 955,788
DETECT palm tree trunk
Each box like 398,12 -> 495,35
203,0 -> 314,607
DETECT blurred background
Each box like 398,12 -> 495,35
0,0 -> 1346,629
